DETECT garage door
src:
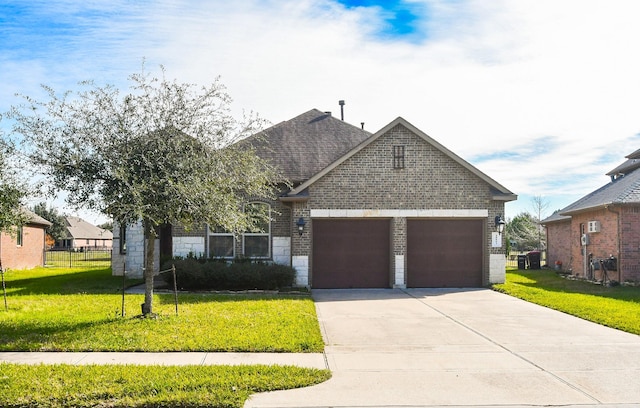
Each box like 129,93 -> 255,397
312,219 -> 390,288
407,219 -> 483,287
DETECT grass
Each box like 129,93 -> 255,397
0,266 -> 331,407
0,363 -> 331,407
0,267 -> 324,352
493,268 -> 640,335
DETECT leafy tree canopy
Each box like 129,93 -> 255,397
0,130 -> 29,235
9,66 -> 280,314
31,202 -> 67,242
506,212 -> 545,251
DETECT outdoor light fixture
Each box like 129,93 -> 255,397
296,217 -> 306,236
494,214 -> 506,234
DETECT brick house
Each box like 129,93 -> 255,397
56,216 -> 113,250
0,209 -> 52,270
542,149 -> 640,283
113,109 -> 516,287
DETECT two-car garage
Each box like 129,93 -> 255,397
311,218 -> 484,289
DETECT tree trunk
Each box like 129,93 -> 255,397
142,219 -> 157,316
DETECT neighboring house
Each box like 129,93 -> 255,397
113,109 -> 516,287
57,216 -> 113,250
0,209 -> 52,270
542,149 -> 640,283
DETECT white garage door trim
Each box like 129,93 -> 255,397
311,209 -> 488,218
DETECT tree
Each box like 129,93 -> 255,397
31,202 -> 67,244
9,66 -> 279,316
530,195 -> 550,250
0,129 -> 29,237
97,221 -> 113,232
506,212 -> 541,251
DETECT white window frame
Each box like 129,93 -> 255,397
16,226 -> 23,247
242,202 -> 271,259
209,226 -> 235,259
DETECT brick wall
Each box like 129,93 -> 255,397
0,224 -> 46,270
545,220 -> 571,271
620,206 -> 640,283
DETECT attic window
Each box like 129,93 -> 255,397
393,145 -> 405,169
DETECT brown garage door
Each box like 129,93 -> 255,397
407,219 -> 483,287
312,219 -> 390,289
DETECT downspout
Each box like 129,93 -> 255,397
605,204 -> 621,282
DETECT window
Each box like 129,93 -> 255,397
243,202 -> 270,258
393,145 -> 405,169
209,226 -> 234,258
119,225 -> 127,254
16,226 -> 23,247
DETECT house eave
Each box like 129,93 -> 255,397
492,193 -> 518,202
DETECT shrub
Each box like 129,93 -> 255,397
161,258 -> 296,291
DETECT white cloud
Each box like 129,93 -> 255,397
3,0 -> 640,223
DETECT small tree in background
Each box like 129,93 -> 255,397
506,212 -> 543,251
9,66 -> 280,316
530,195 -> 550,250
32,202 -> 67,245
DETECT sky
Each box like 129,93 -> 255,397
2,0 -> 640,225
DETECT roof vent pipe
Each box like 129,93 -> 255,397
324,111 -> 331,116
361,122 -> 365,130
339,100 -> 345,121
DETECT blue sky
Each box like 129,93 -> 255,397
2,0 -> 640,224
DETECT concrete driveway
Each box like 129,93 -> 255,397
246,288 -> 640,408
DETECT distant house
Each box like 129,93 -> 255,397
0,209 -> 52,270
57,216 -> 113,250
114,109 -> 516,288
543,149 -> 640,283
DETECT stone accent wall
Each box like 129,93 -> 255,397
173,236 -> 205,258
272,236 -> 291,265
111,221 -> 159,278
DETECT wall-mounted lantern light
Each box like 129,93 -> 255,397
296,217 -> 306,236
494,214 -> 506,234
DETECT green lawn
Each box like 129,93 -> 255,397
493,268 -> 640,335
0,266 -> 330,407
0,267 -> 323,352
0,363 -> 331,408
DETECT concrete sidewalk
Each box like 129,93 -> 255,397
245,288 -> 640,408
0,351 -> 327,368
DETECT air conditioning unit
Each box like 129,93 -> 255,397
588,220 -> 601,233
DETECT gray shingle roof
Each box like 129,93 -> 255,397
560,167 -> 640,215
606,148 -> 640,177
540,211 -> 571,224
23,208 -> 52,227
242,109 -> 371,185
64,216 -> 113,240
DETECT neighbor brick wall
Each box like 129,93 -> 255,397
545,220 -> 571,271
620,205 -> 640,283
0,224 -> 46,270
569,209 -> 620,281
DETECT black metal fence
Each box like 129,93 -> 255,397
44,249 -> 112,268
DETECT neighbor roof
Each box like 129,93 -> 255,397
23,208 -> 52,227
607,148 -> 640,177
560,167 -> 640,215
242,109 -> 371,185
64,216 -> 113,240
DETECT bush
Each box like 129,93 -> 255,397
160,258 -> 296,291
